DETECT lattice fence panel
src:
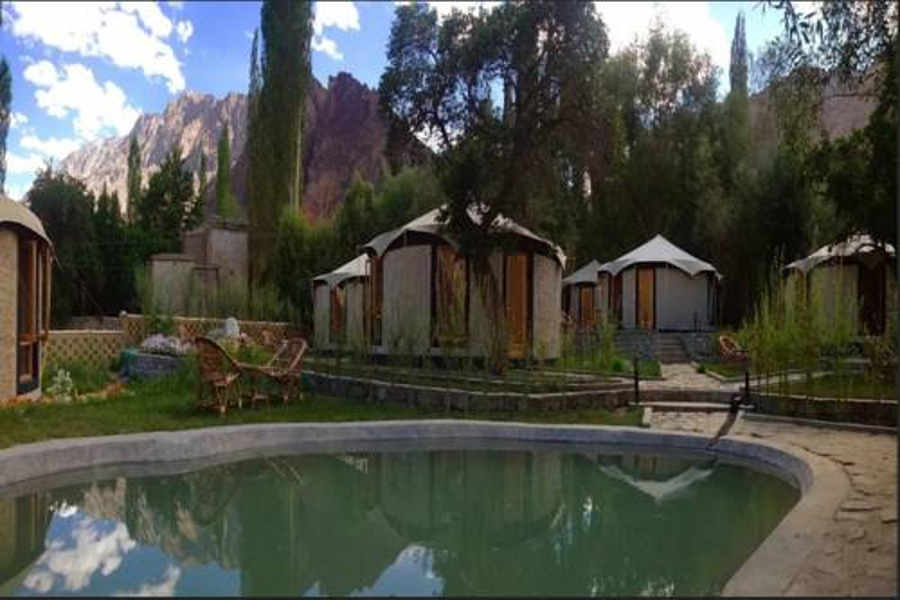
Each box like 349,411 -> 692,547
119,314 -> 292,348
45,330 -> 126,368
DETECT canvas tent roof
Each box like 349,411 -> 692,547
312,254 -> 369,289
0,194 -> 51,245
562,259 -> 609,286
361,206 -> 567,267
785,234 -> 896,274
603,234 -> 719,278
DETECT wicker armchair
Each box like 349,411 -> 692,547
195,336 -> 244,415
718,335 -> 749,364
246,337 -> 309,405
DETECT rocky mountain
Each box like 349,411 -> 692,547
59,72 -> 428,221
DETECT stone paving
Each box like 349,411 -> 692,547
650,409 -> 897,597
646,362 -> 744,391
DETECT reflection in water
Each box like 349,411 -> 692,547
0,449 -> 799,596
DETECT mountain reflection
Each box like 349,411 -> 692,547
0,449 -> 799,597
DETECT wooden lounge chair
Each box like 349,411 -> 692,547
245,337 -> 309,405
718,335 -> 749,364
195,336 -> 244,415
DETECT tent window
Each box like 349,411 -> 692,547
433,244 -> 468,347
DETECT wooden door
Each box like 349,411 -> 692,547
637,267 -> 655,330
505,253 -> 528,358
579,285 -> 595,329
858,262 -> 886,334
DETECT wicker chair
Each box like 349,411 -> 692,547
718,335 -> 749,364
246,337 -> 309,405
195,336 -> 244,415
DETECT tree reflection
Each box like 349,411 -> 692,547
0,449 -> 799,596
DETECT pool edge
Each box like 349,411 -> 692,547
0,420 -> 845,596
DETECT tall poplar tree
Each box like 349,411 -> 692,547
216,123 -> 236,218
0,2 -> 11,193
126,133 -> 142,222
248,1 -> 314,285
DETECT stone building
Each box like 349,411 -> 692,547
149,219 -> 248,315
0,195 -> 52,403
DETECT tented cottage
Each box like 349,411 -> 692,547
312,254 -> 369,351
561,259 -> 612,330
602,235 -> 720,331
352,206 -> 566,360
785,235 -> 896,335
1,195 -> 52,403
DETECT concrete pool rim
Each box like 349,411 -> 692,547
0,420 -> 849,597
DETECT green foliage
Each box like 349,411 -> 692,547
126,133 -> 142,222
133,144 -> 203,250
216,123 -> 237,218
248,0 -> 314,286
27,165 -> 104,324
43,360 -> 114,397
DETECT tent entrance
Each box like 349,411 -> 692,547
636,267 -> 655,330
858,261 -> 886,334
505,253 -> 530,358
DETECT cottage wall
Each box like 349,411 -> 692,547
383,245 -> 432,354
313,283 -> 330,349
655,266 -> 710,330
810,264 -> 858,326
344,280 -> 366,351
467,251 -> 504,357
532,254 -> 561,359
0,230 -> 17,401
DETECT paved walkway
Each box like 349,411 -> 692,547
642,362 -> 743,391
650,410 -> 897,596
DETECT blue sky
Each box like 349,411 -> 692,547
1,1 -> 799,201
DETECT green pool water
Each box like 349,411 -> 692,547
0,445 -> 799,596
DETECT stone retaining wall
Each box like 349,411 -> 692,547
303,369 -> 634,413
752,392 -> 897,428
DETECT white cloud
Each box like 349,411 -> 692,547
167,1 -> 184,10
114,565 -> 181,597
313,1 -> 360,62
10,112 -> 29,128
175,20 -> 193,44
8,1 -> 186,93
24,60 -> 140,140
5,179 -> 32,201
594,2 -> 730,81
6,151 -> 45,175
20,134 -> 82,160
244,29 -> 255,41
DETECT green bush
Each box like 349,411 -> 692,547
42,360 -> 115,395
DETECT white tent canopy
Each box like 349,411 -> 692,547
604,234 -> 719,278
562,259 -> 609,286
362,205 -> 567,267
785,234 -> 896,274
312,253 -> 369,289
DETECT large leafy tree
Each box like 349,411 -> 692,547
380,0 -> 608,370
248,1 -> 314,286
27,166 -> 103,324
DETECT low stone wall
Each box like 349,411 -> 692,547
119,313 -> 292,347
45,330 -> 126,368
753,392 -> 897,428
304,369 -> 634,413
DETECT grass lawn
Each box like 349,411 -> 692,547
0,367 -> 641,451
764,373 -> 896,400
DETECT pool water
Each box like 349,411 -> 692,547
0,447 -> 799,596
